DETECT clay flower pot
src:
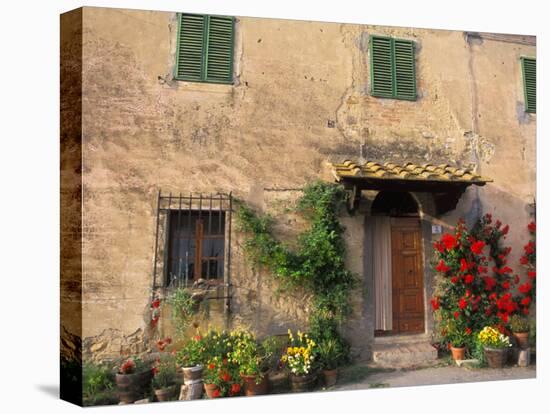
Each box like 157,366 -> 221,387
513,332 -> 529,349
204,382 -> 219,399
289,371 -> 318,393
154,385 -> 176,402
484,347 -> 508,368
450,346 -> 466,361
182,365 -> 204,382
322,369 -> 338,387
115,370 -> 153,404
241,374 -> 269,396
267,370 -> 289,394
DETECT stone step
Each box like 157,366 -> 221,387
372,341 -> 438,368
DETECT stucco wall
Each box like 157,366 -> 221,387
61,6 -> 536,361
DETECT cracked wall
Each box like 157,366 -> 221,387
61,7 -> 536,362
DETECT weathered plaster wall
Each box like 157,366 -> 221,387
70,7 -> 536,361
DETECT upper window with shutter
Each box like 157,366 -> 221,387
174,13 -> 235,84
369,35 -> 417,101
521,57 -> 536,113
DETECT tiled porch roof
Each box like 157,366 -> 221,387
330,160 -> 492,185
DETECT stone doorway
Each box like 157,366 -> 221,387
371,191 -> 425,337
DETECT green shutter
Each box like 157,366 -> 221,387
205,16 -> 234,83
370,35 -> 416,101
175,13 -> 234,84
394,39 -> 416,100
370,36 -> 394,98
175,14 -> 206,81
521,57 -> 536,113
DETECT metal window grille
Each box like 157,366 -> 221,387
152,191 -> 233,290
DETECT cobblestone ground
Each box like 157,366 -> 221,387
332,364 -> 536,391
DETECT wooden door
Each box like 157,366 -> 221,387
391,217 -> 425,334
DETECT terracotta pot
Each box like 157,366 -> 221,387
115,370 -> 153,404
484,347 -> 508,369
289,371 -> 318,393
182,365 -> 204,382
154,385 -> 176,402
267,370 -> 289,394
450,346 -> 466,361
241,374 -> 269,396
513,332 -> 529,349
322,369 -> 338,387
204,382 -> 219,399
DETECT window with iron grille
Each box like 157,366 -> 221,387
174,13 -> 235,84
369,35 -> 417,101
152,192 -> 232,289
521,57 -> 536,113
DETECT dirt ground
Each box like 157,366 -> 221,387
332,363 -> 536,391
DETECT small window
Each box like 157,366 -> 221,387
166,210 -> 226,286
174,13 -> 235,84
151,193 -> 233,289
521,57 -> 536,113
370,35 -> 416,101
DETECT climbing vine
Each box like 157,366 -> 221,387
236,181 -> 356,359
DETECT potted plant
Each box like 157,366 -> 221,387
445,319 -> 468,361
203,356 -> 243,398
317,338 -> 343,387
228,330 -> 272,396
152,356 -> 178,402
478,326 -> 512,368
509,314 -> 530,349
175,333 -> 206,400
282,330 -> 318,393
115,357 -> 153,404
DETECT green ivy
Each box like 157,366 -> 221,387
236,181 -> 356,362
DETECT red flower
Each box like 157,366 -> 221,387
194,335 -> 202,341
485,308 -> 492,316
485,213 -> 492,222
464,274 -> 474,284
470,240 -> 485,255
152,367 -> 159,376
521,296 -> 531,307
528,270 -> 536,280
465,327 -> 472,335
528,221 -> 536,233
460,259 -> 468,272
441,233 -> 457,251
151,299 -> 161,308
208,363 -> 216,370
454,311 -> 460,320
483,276 -> 496,291
522,307 -> 530,315
230,383 -> 241,395
430,297 -> 440,311
514,275 -> 520,284
212,389 -> 221,398
451,276 -> 459,284
520,256 -> 529,265
436,259 -> 450,273
458,298 -> 468,310
477,265 -> 487,274
524,242 -> 535,255
502,281 -> 510,290
501,224 -> 509,235
488,292 -> 497,301
519,282 -> 532,294
497,266 -> 513,275
433,242 -> 445,253
221,372 -> 231,382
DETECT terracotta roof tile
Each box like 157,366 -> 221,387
330,160 -> 492,184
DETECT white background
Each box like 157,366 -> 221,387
0,0 -> 547,412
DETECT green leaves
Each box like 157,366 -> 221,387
235,181 -> 356,362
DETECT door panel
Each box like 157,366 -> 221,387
391,218 -> 425,334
